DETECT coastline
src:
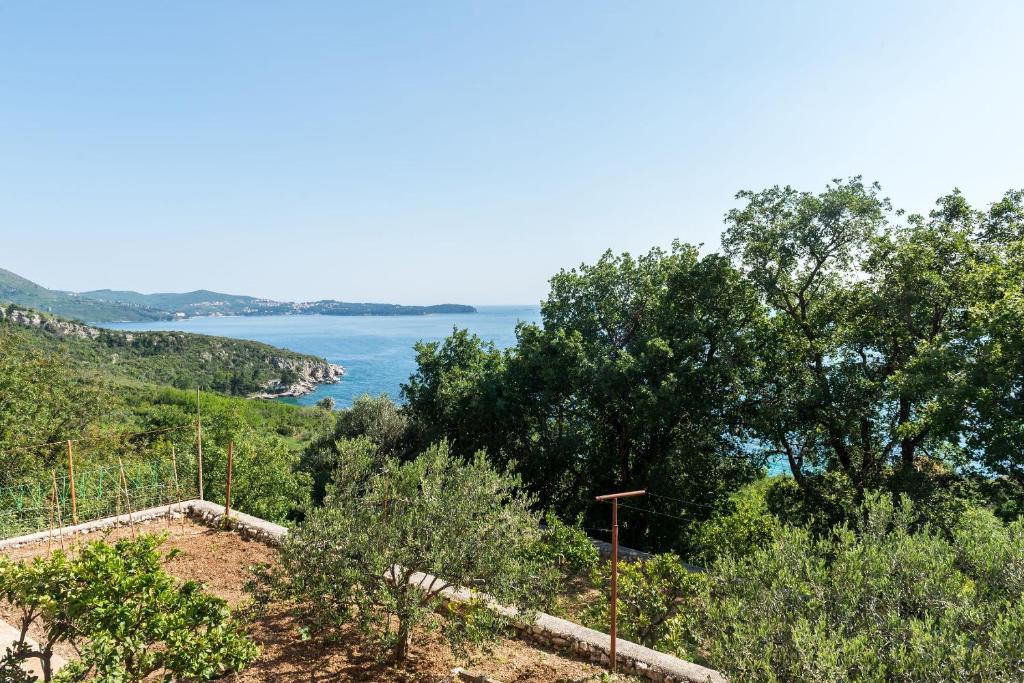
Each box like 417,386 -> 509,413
248,360 -> 346,399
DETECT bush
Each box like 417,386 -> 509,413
673,494 -> 1024,681
266,441 -> 556,661
579,494 -> 1024,680
0,535 -> 258,682
537,511 -> 599,578
583,553 -> 699,654
202,426 -> 311,523
691,478 -> 782,564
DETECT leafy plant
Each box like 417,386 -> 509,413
0,534 -> 258,682
584,553 -> 697,654
266,441 -> 556,661
538,511 -> 600,577
677,495 -> 1023,681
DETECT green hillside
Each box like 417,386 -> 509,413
0,267 -> 169,322
81,288 -> 263,310
0,303 -> 342,397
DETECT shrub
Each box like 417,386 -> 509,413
537,511 -> 600,577
579,494 -> 1024,680
673,494 -> 1024,681
267,441 -> 556,661
583,553 -> 699,655
691,478 -> 782,564
202,426 -> 311,522
0,534 -> 258,682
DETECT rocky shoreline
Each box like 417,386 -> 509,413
248,358 -> 345,399
2,302 -> 346,400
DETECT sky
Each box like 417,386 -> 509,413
1,1 -> 1022,305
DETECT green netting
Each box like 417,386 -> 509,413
0,453 -> 199,539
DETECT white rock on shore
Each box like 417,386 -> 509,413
248,360 -> 345,399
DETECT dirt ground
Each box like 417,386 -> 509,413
1,518 -> 626,682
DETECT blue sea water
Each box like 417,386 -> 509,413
105,305 -> 542,408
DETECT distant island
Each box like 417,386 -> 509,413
0,267 -> 475,323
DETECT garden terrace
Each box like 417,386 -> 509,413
0,501 -> 724,683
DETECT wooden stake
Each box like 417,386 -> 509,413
115,463 -> 123,521
224,441 -> 233,529
117,457 -> 136,539
196,388 -> 204,500
170,444 -> 184,528
50,471 -> 65,552
67,440 -> 78,525
47,474 -> 56,555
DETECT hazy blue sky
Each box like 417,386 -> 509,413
2,1 -> 1022,304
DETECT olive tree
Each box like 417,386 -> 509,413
273,441 -> 555,661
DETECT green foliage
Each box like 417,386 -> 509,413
691,478 -> 782,564
0,330 -> 102,483
403,244 -> 762,550
302,394 -> 411,505
1,302 -> 336,397
268,441 -> 554,661
0,348 -> 328,532
662,495 -> 1024,681
201,426 -> 311,523
0,534 -> 258,682
720,180 -> 1024,516
332,393 -> 410,458
584,553 -> 698,654
537,511 -> 600,578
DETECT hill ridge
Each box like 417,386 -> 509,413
0,267 -> 475,322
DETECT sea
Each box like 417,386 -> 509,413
107,305 -> 787,474
105,305 -> 542,408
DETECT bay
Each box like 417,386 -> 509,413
104,305 -> 541,408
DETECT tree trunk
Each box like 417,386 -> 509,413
394,620 -> 411,661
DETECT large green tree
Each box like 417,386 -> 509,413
965,190 -> 1024,490
405,242 -> 762,549
722,179 -> 983,510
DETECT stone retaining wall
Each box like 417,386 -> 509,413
0,501 -> 191,550
0,500 -> 725,683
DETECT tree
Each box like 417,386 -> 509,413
722,179 -> 981,508
332,393 -> 410,457
403,330 -> 510,458
0,535 -> 258,682
271,441 -> 554,661
965,190 -> 1024,490
302,393 -> 411,504
403,243 -> 762,550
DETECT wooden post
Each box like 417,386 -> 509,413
223,441 -> 233,529
50,471 -> 65,551
170,444 -> 184,527
196,388 -> 204,500
595,489 -> 646,673
117,457 -> 136,539
66,440 -> 78,525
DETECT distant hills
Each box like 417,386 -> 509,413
0,267 -> 475,323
